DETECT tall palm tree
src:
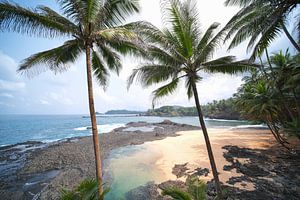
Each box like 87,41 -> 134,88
127,0 -> 254,197
223,0 -> 300,59
0,0 -> 142,195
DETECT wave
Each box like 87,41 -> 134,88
231,124 -> 267,129
74,123 -> 125,133
205,118 -> 246,122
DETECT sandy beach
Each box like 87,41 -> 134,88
0,121 -> 299,200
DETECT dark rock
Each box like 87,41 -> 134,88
192,167 -> 210,177
172,163 -> 189,178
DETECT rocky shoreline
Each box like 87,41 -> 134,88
0,120 -> 199,200
1,120 -> 299,200
125,144 -> 300,200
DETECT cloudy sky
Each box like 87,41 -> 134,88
0,0 -> 296,114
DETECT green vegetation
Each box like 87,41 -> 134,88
60,179 -> 109,200
0,0 -> 142,196
128,0 -> 255,196
160,175 -> 207,200
105,109 -> 145,115
146,98 -> 241,120
223,0 -> 300,59
234,49 -> 300,148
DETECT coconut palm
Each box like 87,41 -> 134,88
0,0 -> 142,195
235,78 -> 289,146
223,0 -> 300,59
127,0 -> 254,197
61,179 -> 109,200
160,175 -> 207,200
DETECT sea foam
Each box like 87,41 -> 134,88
74,123 -> 125,133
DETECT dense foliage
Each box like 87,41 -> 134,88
146,98 -> 241,120
160,175 -> 207,200
234,50 -> 300,147
223,0 -> 300,59
61,179 -> 109,200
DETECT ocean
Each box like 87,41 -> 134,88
0,114 -> 253,146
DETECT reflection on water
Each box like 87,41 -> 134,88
105,145 -> 168,199
104,129 -> 267,199
105,130 -> 211,199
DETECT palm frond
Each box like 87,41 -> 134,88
96,43 -> 122,75
196,22 -> 220,55
203,58 -> 257,74
36,6 -> 78,34
195,26 -> 225,64
57,0 -> 86,23
99,0 -> 140,26
85,0 -> 100,23
18,39 -> 83,76
95,27 -> 137,41
127,64 -> 180,88
161,187 -> 192,200
152,78 -> 180,107
0,1 -> 74,37
92,51 -> 109,89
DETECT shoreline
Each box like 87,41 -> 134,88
0,120 -> 199,199
0,120 -> 297,200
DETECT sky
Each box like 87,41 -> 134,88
0,0 -> 297,114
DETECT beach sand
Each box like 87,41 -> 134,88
1,121 -> 298,200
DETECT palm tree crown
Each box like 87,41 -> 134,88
0,0 -> 141,82
128,0 -> 255,197
223,0 -> 300,59
128,0 -> 252,104
0,0 -> 143,196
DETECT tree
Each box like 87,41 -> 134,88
0,0 -> 142,196
234,50 -> 300,147
223,0 -> 300,59
127,0 -> 254,197
60,179 -> 109,200
160,175 -> 206,200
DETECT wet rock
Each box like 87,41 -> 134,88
192,167 -> 210,177
172,163 -> 189,178
125,182 -> 161,200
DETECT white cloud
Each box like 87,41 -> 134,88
40,99 -> 51,105
0,80 -> 26,91
48,91 -> 74,105
94,86 -> 119,103
0,93 -> 14,98
0,101 -> 15,107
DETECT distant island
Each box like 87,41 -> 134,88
105,109 -> 146,115
104,98 -> 242,120
146,98 -> 242,120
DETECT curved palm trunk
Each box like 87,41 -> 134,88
85,45 -> 103,196
191,82 -> 222,198
282,24 -> 300,52
265,49 -> 295,120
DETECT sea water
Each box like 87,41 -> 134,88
0,115 -> 251,146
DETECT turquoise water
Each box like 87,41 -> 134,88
0,115 -> 250,146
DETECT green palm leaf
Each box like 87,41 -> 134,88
18,39 -> 83,76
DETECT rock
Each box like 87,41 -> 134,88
159,120 -> 174,125
192,167 -> 210,177
172,163 -> 189,178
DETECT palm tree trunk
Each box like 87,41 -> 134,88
191,82 -> 222,198
282,24 -> 300,52
85,45 -> 103,196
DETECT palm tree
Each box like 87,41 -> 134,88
160,175 -> 207,200
223,0 -> 300,59
61,179 -> 109,200
0,0 -> 142,195
127,0 -> 254,197
235,78 -> 290,147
